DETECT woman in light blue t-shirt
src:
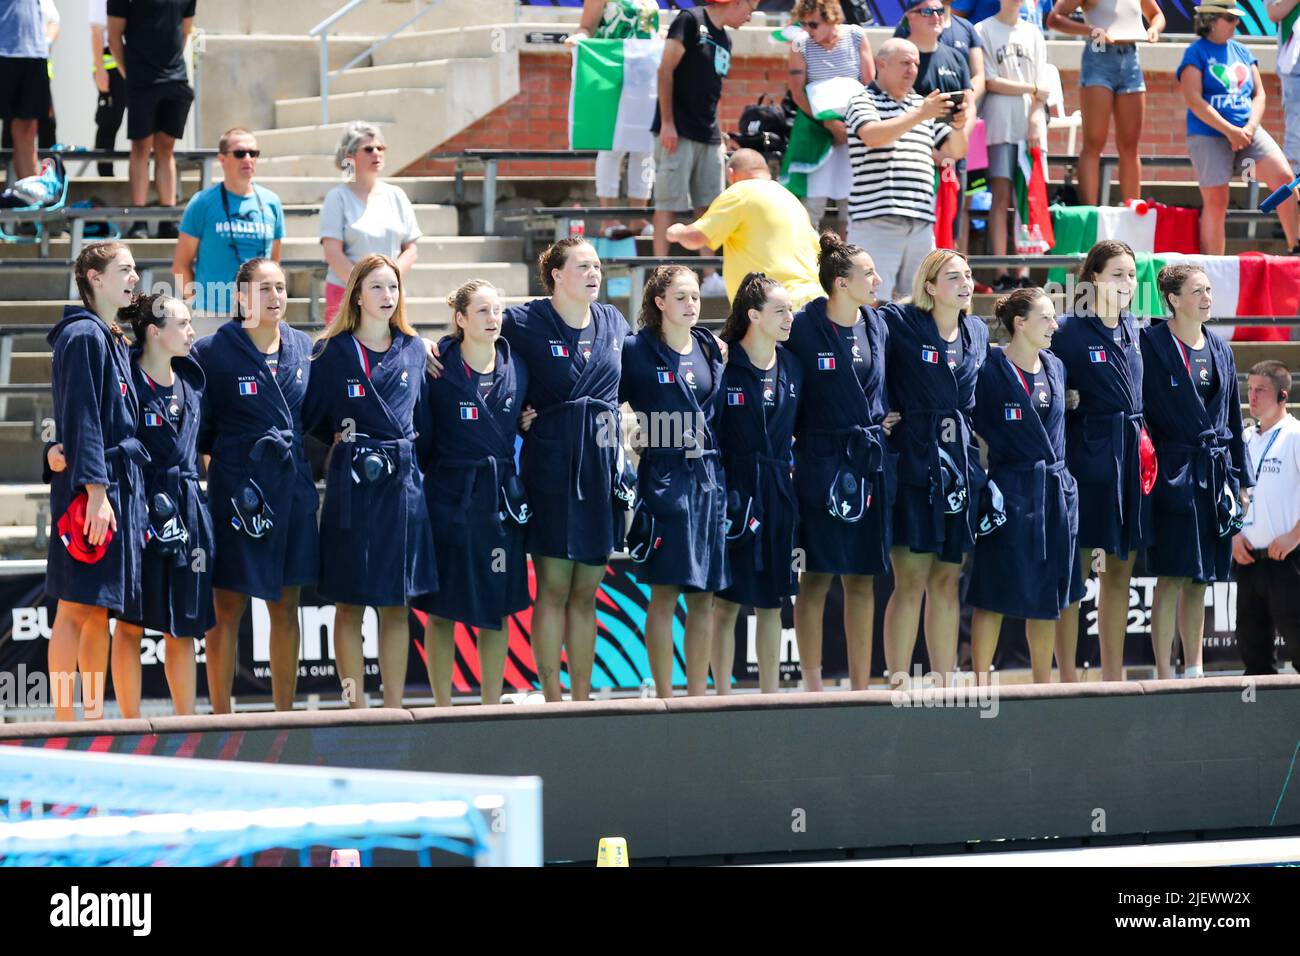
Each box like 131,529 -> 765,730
1178,0 -> 1298,254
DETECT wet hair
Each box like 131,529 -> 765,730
792,0 -> 843,26
637,265 -> 697,335
73,240 -> 130,310
537,237 -> 595,295
994,287 -> 1050,337
334,121 -> 383,170
721,272 -> 784,343
1250,360 -> 1291,400
1156,262 -> 1209,315
233,257 -> 284,321
121,293 -> 182,344
911,249 -> 968,311
1075,239 -> 1135,313
318,254 -> 417,344
447,278 -> 499,341
817,230 -> 867,296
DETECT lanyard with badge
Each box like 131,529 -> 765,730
220,184 -> 271,272
1252,424 -> 1283,478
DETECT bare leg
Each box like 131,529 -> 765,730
530,556 -> 573,701
425,617 -> 457,707
9,118 -> 38,180
477,624 -> 509,705
1078,86 -> 1116,206
645,585 -> 681,698
110,621 -> 145,719
1197,184 -> 1229,257
163,635 -> 196,715
204,588 -> 247,714
1256,152 -> 1300,248
49,601 -> 106,721
842,574 -> 876,690
922,559 -> 963,684
1177,581 -> 1209,675
377,606 -> 410,708
971,608 -> 1002,686
794,572 -> 833,691
266,587 -> 301,711
564,561 -> 607,701
333,603 -> 368,708
652,209 -> 676,257
128,135 -> 154,207
755,607 -> 783,694
1112,91 -> 1145,205
152,132 -> 179,207
884,548 -> 935,681
1055,592 -> 1081,683
1025,619 -> 1057,684
711,599 -> 741,695
1096,551 -> 1137,681
683,592 -> 715,697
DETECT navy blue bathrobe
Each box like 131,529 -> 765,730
45,306 -> 148,619
716,341 -> 803,608
503,299 -> 630,565
619,326 -> 730,592
416,336 -> 531,629
129,353 -> 216,637
1053,310 -> 1152,559
882,303 -> 989,564
1140,321 -> 1253,582
786,297 -> 895,576
966,347 -> 1084,620
192,320 -> 320,601
303,331 -> 437,607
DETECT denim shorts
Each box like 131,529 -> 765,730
1079,43 -> 1145,95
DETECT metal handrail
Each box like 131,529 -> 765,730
309,0 -> 445,126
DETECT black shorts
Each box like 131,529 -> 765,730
126,81 -> 193,141
0,57 -> 52,121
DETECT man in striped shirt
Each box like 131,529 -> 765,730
844,38 -> 970,301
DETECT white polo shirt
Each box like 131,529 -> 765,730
1242,413 -> 1300,549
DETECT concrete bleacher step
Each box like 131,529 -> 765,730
282,203 -> 458,238
0,486 -> 49,526
370,27 -> 506,65
0,526 -> 42,560
329,59 -> 474,96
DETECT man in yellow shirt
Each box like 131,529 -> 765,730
665,149 -> 824,307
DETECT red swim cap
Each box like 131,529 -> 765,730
56,490 -> 112,563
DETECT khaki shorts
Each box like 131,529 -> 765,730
653,136 -> 725,212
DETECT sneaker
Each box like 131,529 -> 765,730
991,274 -> 1018,293
700,272 -> 728,297
157,220 -> 179,240
127,221 -> 149,239
1290,243 -> 1300,256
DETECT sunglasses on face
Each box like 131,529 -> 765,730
224,149 -> 260,159
912,6 -> 944,15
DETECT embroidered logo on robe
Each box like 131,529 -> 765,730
400,370 -> 409,387
657,371 -> 676,384
144,412 -> 163,427
1088,348 -> 1108,364
347,384 -> 365,398
727,391 -> 745,405
763,387 -> 775,403
1038,391 -> 1048,404
238,381 -> 257,396
817,356 -> 835,371
1005,406 -> 1022,421
297,367 -> 303,381
460,404 -> 479,420
920,347 -> 939,365
1200,367 -> 1210,383
684,370 -> 696,387
551,344 -> 570,358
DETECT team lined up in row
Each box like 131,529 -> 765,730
42,232 -> 1250,719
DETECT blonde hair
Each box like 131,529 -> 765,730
912,249 -> 968,311
791,0 -> 843,26
318,254 -> 415,344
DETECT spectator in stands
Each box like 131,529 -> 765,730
171,128 -> 285,316
978,0 -> 1050,291
90,0 -> 126,177
0,0 -> 53,180
1271,0 -> 1300,179
665,148 -> 823,308
320,122 -> 421,325
1234,360 -> 1300,675
651,0 -> 758,288
1048,0 -> 1164,207
2,0 -> 58,153
1178,1 -> 1300,255
952,0 -> 1054,27
107,0 -> 197,239
565,0 -> 661,238
787,0 -> 875,234
843,38 -> 970,302
899,0 -> 979,250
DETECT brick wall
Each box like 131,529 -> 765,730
401,52 -> 1290,185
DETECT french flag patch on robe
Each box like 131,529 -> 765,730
657,371 -> 676,384
1088,348 -> 1108,364
144,411 -> 163,427
920,346 -> 939,365
347,384 -> 365,398
1005,407 -> 1023,421
727,391 -> 745,405
460,405 -> 479,420
551,344 -> 570,357
817,356 -> 835,371
238,381 -> 257,396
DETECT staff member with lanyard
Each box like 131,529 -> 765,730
1233,360 -> 1300,674
172,128 -> 285,315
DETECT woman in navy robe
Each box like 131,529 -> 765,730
786,233 -> 898,692
712,273 -> 803,695
1051,240 -> 1153,682
1142,264 -> 1253,679
45,241 -> 146,721
881,250 -> 989,684
191,258 -> 320,713
418,280 -> 532,707
501,238 -> 630,702
304,254 -> 437,708
620,265 -> 729,697
968,289 -> 1084,684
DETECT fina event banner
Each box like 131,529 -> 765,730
519,0 -> 1280,37
0,559 -> 1269,704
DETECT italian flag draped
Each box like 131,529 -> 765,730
568,39 -> 664,155
1013,145 -> 1055,251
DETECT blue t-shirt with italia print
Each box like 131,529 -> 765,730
1177,38 -> 1258,139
